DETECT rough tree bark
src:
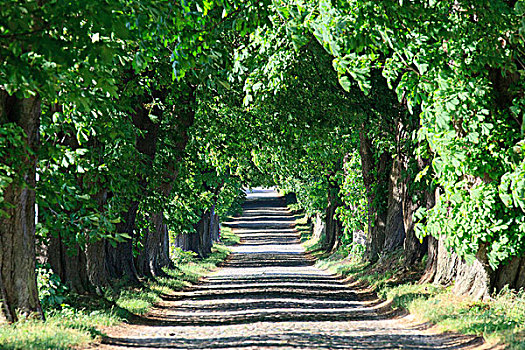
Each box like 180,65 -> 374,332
37,107 -> 114,292
453,244 -> 494,300
188,210 -> 213,258
47,184 -> 113,293
312,213 -> 326,243
200,210 -> 213,257
0,92 -> 43,322
131,93 -> 161,277
85,189 -> 112,291
210,206 -> 220,243
185,203 -> 222,259
85,239 -> 110,292
423,237 -> 493,300
173,232 -> 190,251
323,184 -> 342,253
494,254 -> 525,291
383,155 -> 405,252
418,68 -> 524,298
158,223 -> 175,269
359,129 -> 391,262
184,177 -> 223,258
417,192 -> 464,288
401,186 -> 427,265
136,212 -> 166,278
106,201 -> 140,284
401,152 -> 433,264
187,228 -> 200,256
48,235 -> 90,294
420,236 -> 439,284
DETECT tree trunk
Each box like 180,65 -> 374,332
210,210 -> 220,243
433,238 -> 461,286
383,155 -> 405,252
85,240 -> 111,293
431,239 -> 492,300
419,194 -> 461,287
140,177 -> 176,275
158,223 -> 174,269
185,209 -> 215,259
193,210 -> 213,258
187,229 -> 200,255
138,83 -> 196,275
48,235 -> 90,294
111,89 -> 160,281
424,236 -> 525,299
0,92 -> 43,322
85,189 -> 112,291
453,244 -> 493,300
324,185 -> 342,253
420,193 -> 494,299
403,156 -> 434,265
312,213 -> 326,243
174,232 -> 190,251
420,236 -> 439,283
359,129 -> 391,262
106,201 -> 140,284
402,192 -> 425,265
494,254 -> 525,291
136,212 -> 166,278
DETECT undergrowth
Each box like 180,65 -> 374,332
0,231 -> 237,350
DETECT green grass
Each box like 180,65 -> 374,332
296,212 -> 525,349
0,320 -> 90,350
220,225 -> 240,246
406,287 -> 525,349
315,249 -> 525,349
320,256 -> 524,348
0,232 -> 238,350
293,215 -> 313,243
0,306 -> 119,350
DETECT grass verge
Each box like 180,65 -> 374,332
0,231 -> 238,350
296,213 -> 525,350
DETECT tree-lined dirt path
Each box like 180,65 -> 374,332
98,189 -> 483,349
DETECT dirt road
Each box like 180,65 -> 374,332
98,189 -> 482,349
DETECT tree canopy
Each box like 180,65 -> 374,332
1,0 -> 524,322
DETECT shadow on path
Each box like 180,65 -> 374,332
105,332 -> 483,349
102,188 -> 483,350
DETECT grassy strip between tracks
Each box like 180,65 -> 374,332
0,226 -> 238,350
296,215 -> 525,350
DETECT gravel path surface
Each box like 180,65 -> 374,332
98,188 -> 483,350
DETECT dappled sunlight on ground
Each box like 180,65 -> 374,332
97,188 -> 483,350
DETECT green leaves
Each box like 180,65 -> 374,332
1,0 -> 524,283
338,76 -> 353,92
499,158 -> 525,213
269,0 -> 525,269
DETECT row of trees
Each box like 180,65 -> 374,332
0,0 -> 274,322
244,0 -> 525,299
1,0 -> 524,323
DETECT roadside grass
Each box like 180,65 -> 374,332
293,215 -> 312,243
0,298 -> 122,350
294,212 -> 525,350
220,225 -> 240,246
316,248 -> 525,349
408,287 -> 525,348
0,231 -> 238,350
